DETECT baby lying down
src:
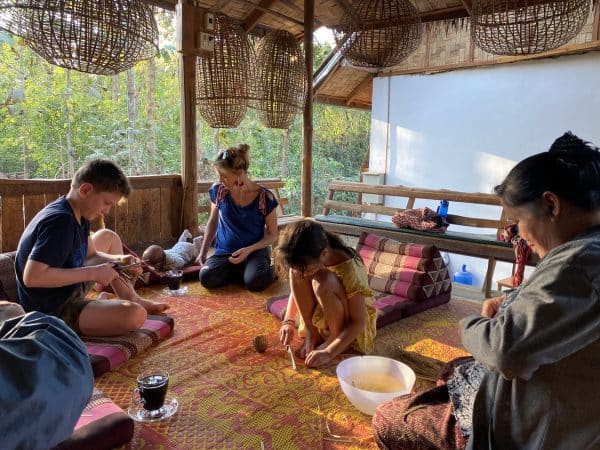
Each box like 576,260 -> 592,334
142,230 -> 202,271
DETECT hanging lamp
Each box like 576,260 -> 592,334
0,0 -> 158,75
253,29 -> 307,129
471,0 -> 591,55
332,0 -> 423,69
196,14 -> 254,128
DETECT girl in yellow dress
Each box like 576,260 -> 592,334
275,219 -> 377,368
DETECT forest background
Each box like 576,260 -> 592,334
0,10 -> 371,216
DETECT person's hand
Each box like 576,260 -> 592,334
195,253 -> 207,265
305,348 -> 334,368
482,294 -> 505,318
94,263 -> 119,285
228,247 -> 251,265
279,321 -> 295,346
119,255 -> 143,276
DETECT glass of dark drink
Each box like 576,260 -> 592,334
134,370 -> 169,412
129,369 -> 179,422
165,270 -> 183,291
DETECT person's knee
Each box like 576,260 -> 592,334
199,267 -> 225,289
91,228 -> 122,253
122,303 -> 147,330
245,273 -> 273,292
244,264 -> 275,292
313,271 -> 342,299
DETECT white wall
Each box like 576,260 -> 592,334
369,52 -> 600,287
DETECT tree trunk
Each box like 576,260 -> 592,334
126,68 -> 138,174
112,74 -> 120,102
65,70 -> 75,177
19,67 -> 29,179
281,128 -> 290,178
213,128 -> 220,153
146,58 -> 157,174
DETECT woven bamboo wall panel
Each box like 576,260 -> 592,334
567,8 -> 595,45
428,23 -> 471,67
310,0 -> 348,26
390,28 -> 429,70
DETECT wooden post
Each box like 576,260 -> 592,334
301,0 -> 314,217
177,0 -> 199,235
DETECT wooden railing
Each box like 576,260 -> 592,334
0,175 -> 183,252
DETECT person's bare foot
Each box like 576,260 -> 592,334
135,297 -> 169,314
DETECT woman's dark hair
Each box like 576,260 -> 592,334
274,219 -> 359,277
213,143 -> 250,173
494,131 -> 600,210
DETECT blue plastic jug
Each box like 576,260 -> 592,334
436,200 -> 449,219
453,264 -> 473,285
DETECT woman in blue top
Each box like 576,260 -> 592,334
198,143 -> 279,291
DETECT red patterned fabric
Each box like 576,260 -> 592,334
359,232 -> 439,258
392,207 -> 449,233
368,275 -> 451,301
83,315 -> 174,377
372,385 -> 466,450
358,246 -> 441,272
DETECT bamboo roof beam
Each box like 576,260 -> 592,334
420,5 -> 469,22
243,0 -> 278,31
235,0 -> 305,27
461,0 -> 472,16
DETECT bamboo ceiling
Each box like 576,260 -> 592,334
144,0 -> 600,110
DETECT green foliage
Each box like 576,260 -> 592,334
0,27 -> 370,215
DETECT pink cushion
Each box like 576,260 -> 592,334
52,388 -> 133,450
372,292 -> 451,328
83,315 -> 174,377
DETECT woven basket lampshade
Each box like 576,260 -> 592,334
196,15 -> 254,128
253,29 -> 307,129
471,0 -> 591,55
332,0 -> 422,69
0,0 -> 158,75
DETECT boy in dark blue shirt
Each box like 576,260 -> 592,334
16,159 -> 168,336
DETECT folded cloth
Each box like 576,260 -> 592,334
497,223 -> 531,287
392,207 -> 449,233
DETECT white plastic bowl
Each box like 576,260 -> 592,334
336,355 -> 416,416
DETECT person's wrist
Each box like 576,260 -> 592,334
282,318 -> 295,326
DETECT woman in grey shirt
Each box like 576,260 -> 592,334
373,131 -> 600,449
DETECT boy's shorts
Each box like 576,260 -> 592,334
56,282 -> 94,334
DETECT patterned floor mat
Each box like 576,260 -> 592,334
95,280 -> 480,449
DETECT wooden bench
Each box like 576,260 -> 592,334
314,181 -> 538,298
197,178 -> 302,230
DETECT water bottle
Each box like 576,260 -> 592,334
453,264 -> 473,285
437,200 -> 449,219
